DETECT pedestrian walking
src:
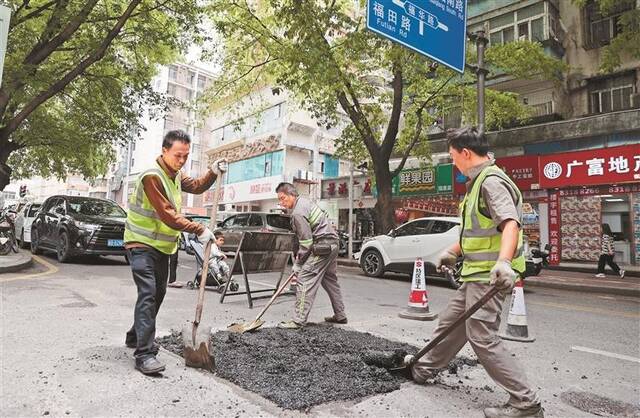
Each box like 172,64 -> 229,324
275,182 -> 347,329
167,247 -> 183,288
408,127 -> 543,418
596,223 -> 625,278
123,129 -> 227,375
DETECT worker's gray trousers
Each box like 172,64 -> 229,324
412,282 -> 540,409
294,242 -> 346,324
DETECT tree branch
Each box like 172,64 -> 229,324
10,0 -> 59,30
1,0 -> 144,138
390,73 -> 456,178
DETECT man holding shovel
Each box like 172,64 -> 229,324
407,127 -> 543,418
275,182 -> 347,329
124,129 -> 227,375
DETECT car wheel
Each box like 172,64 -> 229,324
30,228 -> 42,255
360,249 -> 384,277
57,231 -> 72,263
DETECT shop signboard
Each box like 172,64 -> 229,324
204,175 -> 285,205
497,155 -> 540,190
392,163 -> 453,196
321,176 -> 373,199
539,145 -> 640,189
547,191 -> 561,265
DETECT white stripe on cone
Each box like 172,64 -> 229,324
507,283 -> 528,325
408,258 -> 428,308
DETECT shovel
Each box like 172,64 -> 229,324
182,169 -> 224,372
228,273 -> 296,333
390,277 -> 501,377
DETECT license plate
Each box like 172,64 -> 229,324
108,239 -> 124,247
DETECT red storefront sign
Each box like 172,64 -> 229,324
539,144 -> 640,189
453,155 -> 540,195
497,155 -> 540,190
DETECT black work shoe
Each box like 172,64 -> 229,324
324,315 -> 348,324
135,356 -> 165,375
484,404 -> 544,418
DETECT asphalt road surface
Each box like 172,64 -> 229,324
1,251 -> 639,417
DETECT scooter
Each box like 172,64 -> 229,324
524,243 -> 551,278
0,211 -> 19,255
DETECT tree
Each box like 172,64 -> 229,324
0,0 -> 206,190
574,0 -> 639,73
206,1 -> 565,233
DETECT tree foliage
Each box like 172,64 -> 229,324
0,0 -> 206,190
206,0 -> 565,232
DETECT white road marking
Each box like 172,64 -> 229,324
571,346 -> 640,364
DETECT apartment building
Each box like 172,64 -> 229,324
201,86 -> 348,221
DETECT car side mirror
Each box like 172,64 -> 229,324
388,229 -> 396,237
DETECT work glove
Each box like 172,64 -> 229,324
197,227 -> 214,243
489,259 -> 518,293
436,249 -> 458,272
211,158 -> 228,175
292,263 -> 302,276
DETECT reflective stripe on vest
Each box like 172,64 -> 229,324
124,164 -> 182,254
460,165 -> 526,281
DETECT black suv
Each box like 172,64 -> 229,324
31,195 -> 127,262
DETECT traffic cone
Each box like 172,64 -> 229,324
398,258 -> 437,321
499,280 -> 535,342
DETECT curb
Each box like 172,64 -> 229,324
524,279 -> 640,297
0,252 -> 33,274
337,258 -> 640,297
547,265 -> 639,278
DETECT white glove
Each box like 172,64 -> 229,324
489,259 -> 517,292
211,158 -> 228,175
436,249 -> 458,272
197,227 -> 214,243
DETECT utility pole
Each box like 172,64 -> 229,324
468,30 -> 489,134
348,163 -> 354,260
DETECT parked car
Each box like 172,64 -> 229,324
217,212 -> 292,252
354,216 -> 461,288
180,214 -> 210,254
30,195 -> 127,262
15,202 -> 42,248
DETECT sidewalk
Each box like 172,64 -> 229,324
337,258 -> 640,297
0,249 -> 33,274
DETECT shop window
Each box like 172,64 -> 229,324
583,0 -> 634,48
168,65 -> 178,81
589,73 -> 635,114
197,75 -> 207,90
324,155 -> 340,178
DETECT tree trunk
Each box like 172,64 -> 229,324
0,135 -> 14,191
373,165 -> 395,235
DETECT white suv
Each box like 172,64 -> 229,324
354,216 -> 461,288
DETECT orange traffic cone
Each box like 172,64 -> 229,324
398,258 -> 437,321
499,280 -> 535,342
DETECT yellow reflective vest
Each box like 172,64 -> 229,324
124,163 -> 182,254
459,165 -> 526,281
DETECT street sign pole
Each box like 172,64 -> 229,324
468,30 -> 489,134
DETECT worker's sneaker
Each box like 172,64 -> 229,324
484,403 -> 544,418
324,315 -> 348,324
620,270 -> 625,278
595,273 -> 606,278
135,356 -> 165,375
277,320 -> 303,329
125,340 -> 160,354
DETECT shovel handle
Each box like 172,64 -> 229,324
253,273 -> 296,322
192,172 -> 224,342
408,285 -> 500,366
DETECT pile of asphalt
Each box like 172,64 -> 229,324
157,325 -> 478,410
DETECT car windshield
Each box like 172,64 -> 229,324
266,214 -> 291,230
67,198 -> 126,218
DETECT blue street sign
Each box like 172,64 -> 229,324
366,0 -> 467,73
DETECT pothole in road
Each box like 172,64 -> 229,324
157,324 -> 479,411
561,391 -> 640,417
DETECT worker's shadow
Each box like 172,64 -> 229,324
74,345 -> 172,378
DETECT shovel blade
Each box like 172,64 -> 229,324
389,365 -> 412,379
182,323 -> 214,372
227,319 -> 265,334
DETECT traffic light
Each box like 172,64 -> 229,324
19,185 -> 26,198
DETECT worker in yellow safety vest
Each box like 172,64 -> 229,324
407,127 -> 543,418
124,129 -> 226,375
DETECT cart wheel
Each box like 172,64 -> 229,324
216,285 -> 225,294
230,282 -> 239,292
186,281 -> 194,289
